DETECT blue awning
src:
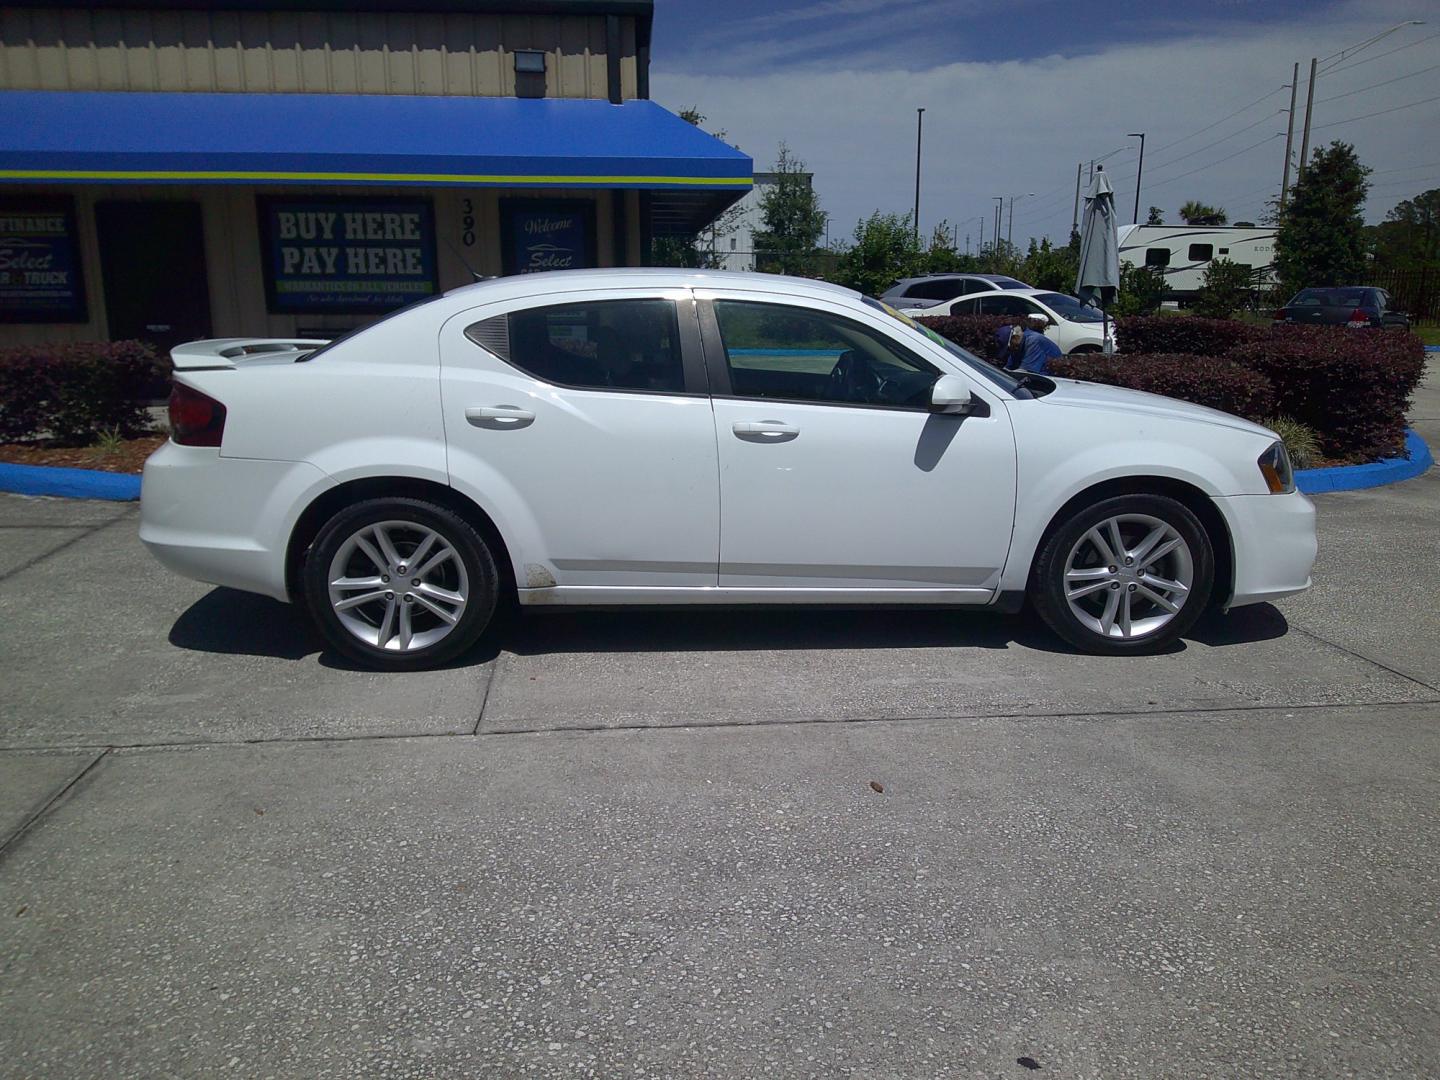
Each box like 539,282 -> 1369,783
0,90 -> 752,193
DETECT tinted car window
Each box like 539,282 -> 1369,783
466,299 -> 685,393
949,297 -> 981,315
1034,293 -> 1104,323
712,299 -> 939,409
992,278 -> 1028,289
979,294 -> 1042,317
906,279 -> 967,301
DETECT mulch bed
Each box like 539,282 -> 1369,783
0,434 -> 167,475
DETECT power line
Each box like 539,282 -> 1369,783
1311,92 -> 1440,131
1145,133 -> 1284,191
1320,29 -> 1440,76
1147,85 -> 1287,156
1314,61 -> 1440,105
1143,109 -> 1285,177
1371,160 -> 1440,176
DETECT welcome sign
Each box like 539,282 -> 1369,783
0,196 -> 86,323
259,197 -> 438,314
501,199 -> 596,276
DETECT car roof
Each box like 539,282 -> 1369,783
443,267 -> 861,307
893,273 -> 1017,285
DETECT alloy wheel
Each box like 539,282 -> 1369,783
326,520 -> 469,652
1062,513 -> 1194,641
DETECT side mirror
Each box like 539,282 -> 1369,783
930,374 -> 973,415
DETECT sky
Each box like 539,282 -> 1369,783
649,0 -> 1440,248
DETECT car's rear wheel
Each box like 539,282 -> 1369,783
1030,494 -> 1214,654
303,497 -> 497,671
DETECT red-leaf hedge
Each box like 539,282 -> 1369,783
919,312 -> 1425,463
1227,327 -> 1425,460
913,314 -> 1021,362
0,341 -> 165,445
1114,316 -> 1265,357
1048,353 -> 1276,422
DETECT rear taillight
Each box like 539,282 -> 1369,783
169,382 -> 227,447
1346,308 -> 1370,328
1272,309 -> 1287,323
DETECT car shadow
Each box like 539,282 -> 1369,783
168,587 -> 1291,666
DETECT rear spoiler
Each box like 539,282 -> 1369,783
169,338 -> 331,370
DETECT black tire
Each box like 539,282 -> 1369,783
1030,493 -> 1214,655
303,497 -> 498,671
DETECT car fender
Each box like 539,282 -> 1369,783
997,427 -> 1259,593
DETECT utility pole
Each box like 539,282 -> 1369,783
913,107 -> 925,241
1297,57 -> 1317,182
1280,61 -> 1299,211
992,196 -> 1003,251
1127,133 -> 1146,224
978,214 -> 984,252
1071,162 -> 1083,235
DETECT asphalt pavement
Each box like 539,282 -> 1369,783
1,367 -> 1437,1078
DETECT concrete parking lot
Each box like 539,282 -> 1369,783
2,372 -> 1437,1078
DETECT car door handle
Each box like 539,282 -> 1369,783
466,405 -> 535,428
732,420 -> 799,440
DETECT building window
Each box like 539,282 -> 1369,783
467,299 -> 685,394
1188,243 -> 1214,262
514,51 -> 546,99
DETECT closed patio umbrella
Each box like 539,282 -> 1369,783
1076,165 -> 1120,354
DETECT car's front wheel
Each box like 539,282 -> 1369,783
1030,494 -> 1214,654
303,497 -> 498,670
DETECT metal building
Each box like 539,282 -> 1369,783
0,0 -> 752,350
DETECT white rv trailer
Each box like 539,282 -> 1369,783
1116,225 -> 1277,301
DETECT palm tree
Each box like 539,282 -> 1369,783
1178,200 -> 1228,226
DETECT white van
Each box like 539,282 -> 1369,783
1116,225 -> 1277,301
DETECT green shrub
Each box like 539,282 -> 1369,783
1192,257 -> 1255,319
1047,353 -> 1275,420
1115,315 -> 1265,356
0,341 -> 164,445
1110,263 -> 1167,317
1227,327 -> 1425,460
1261,416 -> 1321,469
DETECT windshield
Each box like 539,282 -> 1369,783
862,297 -> 1026,395
1035,292 -> 1105,323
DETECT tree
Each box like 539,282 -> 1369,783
832,211 -> 924,296
1019,237 -> 1078,293
1110,263 -> 1167,316
922,221 -> 981,274
1370,188 -> 1440,269
650,107 -> 746,268
1274,141 -> 1371,294
1192,257 -> 1255,319
752,144 -> 827,276
1146,206 -> 1165,226
1178,200 -> 1227,226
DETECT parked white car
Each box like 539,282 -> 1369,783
899,287 -> 1114,354
142,269 -> 1315,669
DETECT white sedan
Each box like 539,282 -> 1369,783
900,287 -> 1114,354
141,269 -> 1315,670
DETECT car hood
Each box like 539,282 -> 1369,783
1039,377 -> 1275,439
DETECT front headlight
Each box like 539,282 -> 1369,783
1258,440 -> 1295,494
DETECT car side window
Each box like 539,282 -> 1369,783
949,297 -> 981,314
905,279 -> 965,301
465,298 -> 685,393
980,294 -> 1041,317
711,300 -> 940,409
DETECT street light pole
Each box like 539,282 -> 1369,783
1006,193 -> 1035,247
1127,132 -> 1145,224
992,196 -> 1003,251
913,107 -> 925,241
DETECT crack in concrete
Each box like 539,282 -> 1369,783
0,508 -> 137,587
0,749 -> 110,863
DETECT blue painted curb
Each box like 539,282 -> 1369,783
1424,345 -> 1439,352
0,461 -> 141,501
1296,428 -> 1433,494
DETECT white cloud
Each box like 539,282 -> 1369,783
654,4 -> 1440,242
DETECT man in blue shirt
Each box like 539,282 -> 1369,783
994,322 -> 1061,374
